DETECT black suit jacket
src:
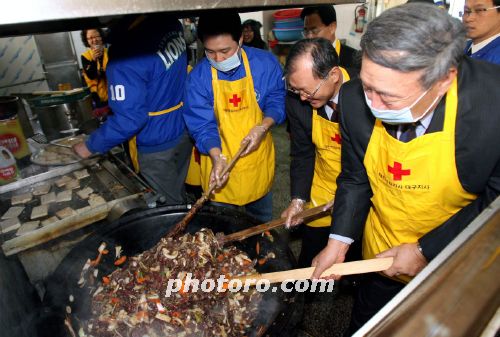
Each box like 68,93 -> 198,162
332,57 -> 500,261
338,43 -> 360,70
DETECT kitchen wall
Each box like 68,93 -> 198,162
0,36 -> 49,96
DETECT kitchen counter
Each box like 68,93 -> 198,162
0,150 -> 148,286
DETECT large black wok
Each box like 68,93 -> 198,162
38,205 -> 300,336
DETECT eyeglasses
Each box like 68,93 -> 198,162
460,5 -> 500,17
287,73 -> 330,99
302,27 -> 326,38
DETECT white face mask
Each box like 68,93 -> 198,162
364,88 -> 440,125
206,45 -> 241,72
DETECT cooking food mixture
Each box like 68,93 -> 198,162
79,229 -> 261,337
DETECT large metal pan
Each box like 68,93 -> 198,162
38,205 -> 300,337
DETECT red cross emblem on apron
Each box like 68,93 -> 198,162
330,133 -> 342,144
229,94 -> 241,107
388,161 -> 411,181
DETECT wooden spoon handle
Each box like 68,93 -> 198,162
234,258 -> 394,285
221,203 -> 332,244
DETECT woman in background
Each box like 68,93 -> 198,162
242,19 -> 268,50
80,28 -> 109,109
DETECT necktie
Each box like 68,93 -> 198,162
399,122 -> 419,143
326,101 -> 340,122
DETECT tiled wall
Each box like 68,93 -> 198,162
0,35 -> 49,96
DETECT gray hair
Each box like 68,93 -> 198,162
360,3 -> 466,88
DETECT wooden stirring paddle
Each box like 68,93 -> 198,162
168,142 -> 249,238
219,202 -> 333,245
233,258 -> 394,285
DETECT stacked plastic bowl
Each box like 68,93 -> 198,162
272,8 -> 304,42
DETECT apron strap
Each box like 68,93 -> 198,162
335,40 -> 341,57
339,66 -> 350,82
129,101 -> 184,173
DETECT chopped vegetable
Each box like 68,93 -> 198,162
114,255 -> 127,266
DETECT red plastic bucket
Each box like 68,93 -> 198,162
273,8 -> 302,21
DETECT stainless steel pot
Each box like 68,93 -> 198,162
29,90 -> 94,141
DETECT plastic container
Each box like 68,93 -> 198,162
274,18 -> 304,28
0,146 -> 19,185
273,8 -> 303,20
272,28 -> 303,42
0,117 -> 31,159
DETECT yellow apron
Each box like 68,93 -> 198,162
307,67 -> 350,227
199,49 -> 275,205
185,64 -> 202,186
82,48 -> 109,103
185,147 -> 201,186
362,77 -> 477,282
128,102 -> 184,172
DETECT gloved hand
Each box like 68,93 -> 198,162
73,142 -> 92,159
241,124 -> 268,156
209,153 -> 229,190
281,198 -> 306,229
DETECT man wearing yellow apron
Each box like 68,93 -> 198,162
74,15 -> 192,205
280,38 -> 357,267
311,4 -> 500,334
183,10 -> 285,223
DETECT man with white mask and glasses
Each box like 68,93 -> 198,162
310,3 -> 500,334
183,10 -> 285,222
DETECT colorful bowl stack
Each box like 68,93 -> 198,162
272,8 -> 304,43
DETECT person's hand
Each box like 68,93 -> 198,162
311,238 -> 350,280
209,154 -> 229,190
240,125 -> 268,156
91,45 -> 103,61
281,199 -> 306,228
377,243 -> 428,277
73,142 -> 92,159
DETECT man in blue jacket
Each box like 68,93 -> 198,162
74,14 -> 192,204
183,10 -> 285,222
463,0 -> 500,64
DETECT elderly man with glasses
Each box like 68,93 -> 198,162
301,5 -> 360,69
462,0 -> 500,64
281,38 -> 359,268
310,3 -> 500,334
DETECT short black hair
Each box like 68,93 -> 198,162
495,0 -> 500,12
197,10 -> 242,43
300,5 -> 337,25
284,38 -> 340,79
80,28 -> 105,48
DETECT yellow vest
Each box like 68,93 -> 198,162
307,67 -> 350,227
82,48 -> 109,103
363,77 -> 477,282
199,49 -> 275,205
